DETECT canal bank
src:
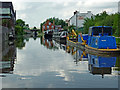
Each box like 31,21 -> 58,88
116,37 -> 120,48
1,36 -> 119,88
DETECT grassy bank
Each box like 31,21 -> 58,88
37,32 -> 43,37
116,38 -> 120,45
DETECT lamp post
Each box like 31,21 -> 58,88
76,11 -> 78,31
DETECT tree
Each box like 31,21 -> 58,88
15,25 -> 24,35
40,23 -> 43,32
83,11 -> 119,36
23,24 -> 30,30
2,19 -> 11,29
15,19 -> 26,35
16,19 -> 25,27
63,26 -> 68,31
33,26 -> 37,29
118,14 -> 120,37
68,25 -> 76,32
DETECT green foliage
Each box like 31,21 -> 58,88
24,24 -> 29,30
15,19 -> 28,35
83,11 -> 120,37
63,26 -> 68,31
116,38 -> 120,45
15,25 -> 24,35
40,23 -> 43,32
16,19 -> 25,27
15,36 -> 26,49
115,57 -> 120,71
2,19 -> 11,29
33,26 -> 37,29
68,25 -> 76,32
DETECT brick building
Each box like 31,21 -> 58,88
42,20 -> 55,32
55,25 -> 63,30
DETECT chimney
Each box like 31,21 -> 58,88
74,10 -> 78,15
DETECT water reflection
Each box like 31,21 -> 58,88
1,36 -> 119,88
66,44 -> 120,76
0,35 -> 32,75
40,36 -> 59,50
15,36 -> 26,49
0,40 -> 16,75
1,36 -> 119,76
88,55 -> 116,78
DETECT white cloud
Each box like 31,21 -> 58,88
63,2 -> 69,6
76,1 -> 84,6
17,13 -> 27,19
1,0 -> 119,28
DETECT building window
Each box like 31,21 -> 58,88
0,8 -> 10,14
51,25 -> 54,29
47,26 -> 49,29
43,26 -> 45,29
0,16 -> 11,18
11,10 -> 14,16
49,22 -> 51,25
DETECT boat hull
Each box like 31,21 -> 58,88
67,39 -> 120,56
67,39 -> 85,51
85,45 -> 120,55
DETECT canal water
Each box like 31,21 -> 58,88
0,36 -> 119,88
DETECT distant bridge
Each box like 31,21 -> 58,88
24,29 -> 40,33
30,29 -> 40,32
24,29 -> 40,36
30,29 -> 40,36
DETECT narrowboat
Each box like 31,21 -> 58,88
44,30 -> 53,38
78,26 -> 120,54
53,30 -> 67,44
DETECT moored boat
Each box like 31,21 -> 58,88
53,30 -> 67,44
67,26 -> 120,55
84,26 -> 120,54
44,30 -> 53,38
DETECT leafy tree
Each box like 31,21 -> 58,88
23,24 -> 30,30
15,25 -> 24,35
40,23 -> 43,32
16,19 -> 25,27
83,11 -> 120,36
33,26 -> 37,29
2,19 -> 11,29
15,36 -> 25,49
15,19 -> 26,35
63,26 -> 68,31
68,25 -> 76,32
118,14 -> 120,37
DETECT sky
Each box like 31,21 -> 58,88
1,0 -> 120,28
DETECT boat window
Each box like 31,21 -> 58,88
92,27 -> 112,36
60,32 -> 66,36
62,32 -> 65,36
92,27 -> 102,36
92,58 -> 95,64
103,27 -> 112,35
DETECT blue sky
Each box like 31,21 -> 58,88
1,0 -> 120,28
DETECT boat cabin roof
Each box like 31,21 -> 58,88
89,26 -> 112,36
90,26 -> 112,28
